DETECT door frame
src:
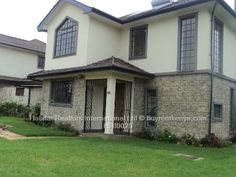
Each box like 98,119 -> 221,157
83,79 -> 107,133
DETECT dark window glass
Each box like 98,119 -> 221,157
214,19 -> 223,73
214,104 -> 223,119
145,89 -> 157,127
54,18 -> 78,57
38,56 -> 45,69
50,80 -> 73,104
129,25 -> 148,59
179,15 -> 197,72
16,87 -> 24,96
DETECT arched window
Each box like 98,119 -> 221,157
54,18 -> 78,57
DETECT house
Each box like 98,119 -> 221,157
29,0 -> 236,138
0,34 -> 46,106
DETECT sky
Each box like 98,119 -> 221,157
0,0 -> 234,42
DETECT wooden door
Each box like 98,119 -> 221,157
114,82 -> 125,134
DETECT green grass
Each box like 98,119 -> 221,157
0,137 -> 235,177
0,117 -> 75,136
0,117 -> 236,177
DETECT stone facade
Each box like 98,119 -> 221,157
41,77 -> 86,131
39,73 -> 236,138
30,88 -> 43,106
145,74 -> 211,138
211,76 -> 236,138
0,84 -> 29,105
143,73 -> 236,138
132,79 -> 145,133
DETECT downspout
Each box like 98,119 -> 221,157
27,87 -> 31,107
209,0 -> 218,135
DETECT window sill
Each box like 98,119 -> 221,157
212,118 -> 223,123
129,56 -> 147,60
49,103 -> 73,108
53,53 -> 76,59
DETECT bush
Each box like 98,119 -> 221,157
219,138 -> 232,147
0,102 -> 31,118
57,122 -> 79,135
31,104 -> 41,118
200,134 -> 225,148
34,119 -> 55,127
141,127 -> 161,140
159,130 -> 179,144
230,134 -> 236,144
179,134 -> 201,147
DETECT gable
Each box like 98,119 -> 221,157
38,0 -> 91,32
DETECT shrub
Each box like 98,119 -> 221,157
31,104 -> 41,118
230,134 -> 236,144
179,134 -> 201,147
34,119 -> 55,127
0,102 -> 31,118
141,127 -> 161,140
57,122 -> 79,135
159,130 -> 179,144
219,138 -> 232,147
200,134 -> 224,148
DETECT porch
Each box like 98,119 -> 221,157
28,57 -> 153,135
83,75 -> 133,135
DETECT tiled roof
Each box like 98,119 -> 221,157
0,34 -> 46,54
28,57 -> 154,78
120,0 -> 204,22
0,75 -> 41,85
39,0 -> 236,31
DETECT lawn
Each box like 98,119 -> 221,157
0,117 -> 75,136
0,117 -> 236,177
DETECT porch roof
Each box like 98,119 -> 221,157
28,57 -> 154,79
0,75 -> 42,86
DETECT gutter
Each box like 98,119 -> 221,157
209,0 -> 218,136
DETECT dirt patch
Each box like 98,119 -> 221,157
0,128 -> 26,140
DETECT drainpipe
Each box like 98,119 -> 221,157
209,0 -> 218,135
27,87 -> 31,107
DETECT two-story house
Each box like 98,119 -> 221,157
29,0 -> 236,138
0,34 -> 46,106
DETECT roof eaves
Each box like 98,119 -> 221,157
121,0 -> 212,23
0,42 -> 45,54
38,0 -> 92,32
218,0 -> 236,18
28,65 -> 154,79
91,8 -> 123,24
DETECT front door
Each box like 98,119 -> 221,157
114,82 -> 125,134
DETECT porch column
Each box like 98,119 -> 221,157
104,77 -> 116,134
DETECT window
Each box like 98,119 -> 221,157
15,87 -> 24,96
179,14 -> 197,72
129,25 -> 148,59
50,80 -> 73,105
54,18 -> 78,57
214,18 -> 223,73
214,104 -> 223,120
38,56 -> 45,69
145,89 -> 157,127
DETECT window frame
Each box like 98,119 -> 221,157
144,88 -> 158,128
129,24 -> 148,60
177,13 -> 198,72
15,87 -> 25,96
53,17 -> 79,59
213,17 -> 224,74
213,103 -> 223,122
49,79 -> 74,107
37,56 -> 45,69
